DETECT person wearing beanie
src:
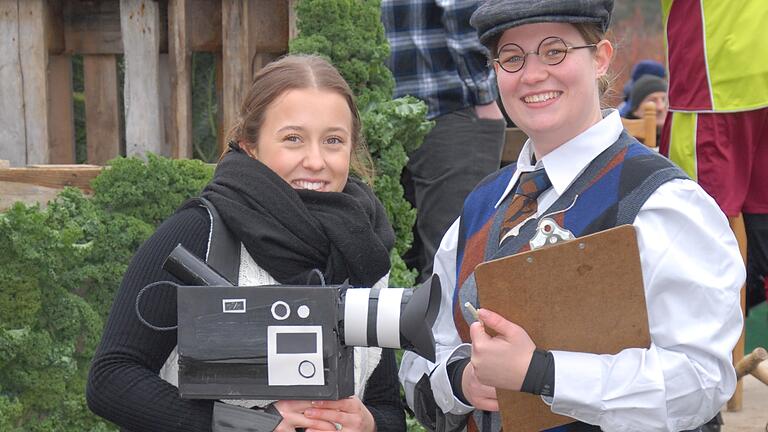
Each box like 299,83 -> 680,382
618,60 -> 666,117
624,75 -> 669,147
398,0 -> 743,431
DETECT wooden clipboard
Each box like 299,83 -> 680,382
474,224 -> 651,432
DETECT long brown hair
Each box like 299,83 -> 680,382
225,54 -> 374,183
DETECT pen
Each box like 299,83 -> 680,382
464,302 -> 480,321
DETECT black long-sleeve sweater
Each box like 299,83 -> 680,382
86,206 -> 405,431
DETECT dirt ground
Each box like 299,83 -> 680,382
721,375 -> 768,432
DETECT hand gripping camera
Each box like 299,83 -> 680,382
161,244 -> 440,400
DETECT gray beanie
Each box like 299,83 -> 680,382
470,0 -> 614,46
628,75 -> 667,114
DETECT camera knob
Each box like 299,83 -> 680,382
298,360 -> 316,379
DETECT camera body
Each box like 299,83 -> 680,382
164,244 -> 440,400
177,284 -> 355,400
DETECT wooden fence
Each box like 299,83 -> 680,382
0,0 -> 298,167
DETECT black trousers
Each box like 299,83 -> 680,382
745,213 -> 768,312
402,107 -> 506,282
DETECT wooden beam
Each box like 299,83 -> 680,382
63,0 -> 169,55
49,55 -> 76,163
215,51 -> 225,155
221,0 -> 250,153
0,0 -> 27,166
158,53 -> 173,157
727,213 -> 748,412
288,0 -> 299,40
46,0 -> 65,54
168,0 -> 192,158
18,0 -> 51,164
120,0 -> 165,157
63,0 -> 123,54
188,0 -> 221,52
221,0 -> 291,153
250,0 -> 288,53
0,164 -> 103,192
83,55 -> 121,164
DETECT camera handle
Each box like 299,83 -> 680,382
305,268 -> 326,286
134,280 -> 181,331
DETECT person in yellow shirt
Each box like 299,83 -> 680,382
661,0 -> 768,314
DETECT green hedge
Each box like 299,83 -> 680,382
0,156 -> 212,431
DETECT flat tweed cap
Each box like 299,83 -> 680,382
471,0 -> 614,46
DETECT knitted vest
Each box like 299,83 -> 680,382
454,133 -> 688,432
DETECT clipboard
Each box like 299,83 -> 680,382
474,224 -> 651,432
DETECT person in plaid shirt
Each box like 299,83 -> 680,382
382,0 -> 507,283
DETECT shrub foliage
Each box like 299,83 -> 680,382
0,158 -> 211,430
291,0 -> 433,287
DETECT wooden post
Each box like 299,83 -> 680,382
735,347 -> 768,379
0,0 -> 27,166
221,0 -> 250,153
44,0 -> 69,163
158,53 -> 173,157
168,0 -> 193,159
221,0 -> 288,151
48,55 -> 76,164
18,0 -> 50,164
83,55 -> 122,164
120,0 -> 165,158
727,213 -> 748,412
215,51 -> 225,155
288,0 -> 299,40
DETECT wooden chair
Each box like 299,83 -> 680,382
503,101 -> 659,164
620,101 -> 657,148
502,127 -> 529,165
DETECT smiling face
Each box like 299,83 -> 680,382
633,91 -> 668,128
246,88 -> 353,193
494,22 -> 613,156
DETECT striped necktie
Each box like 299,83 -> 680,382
499,168 -> 552,243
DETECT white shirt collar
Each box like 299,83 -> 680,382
494,110 -> 623,208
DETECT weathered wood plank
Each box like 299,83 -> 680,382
221,0 -> 249,154
188,0 -> 221,52
83,55 -> 121,164
120,0 -> 165,157
250,0 -> 288,53
49,55 -> 76,163
288,0 -> 299,40
63,0 -> 123,54
168,0 -> 193,158
215,51 -> 225,155
727,214 -> 748,412
0,181 -> 67,211
0,165 -> 103,192
158,53 -> 173,157
63,0 -> 169,55
46,0 -> 65,54
0,1 -> 27,166
18,0 -> 50,164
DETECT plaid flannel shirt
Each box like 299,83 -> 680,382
381,0 -> 499,120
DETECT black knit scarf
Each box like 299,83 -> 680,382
200,148 -> 394,287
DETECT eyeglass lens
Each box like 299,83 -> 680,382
497,37 -> 570,73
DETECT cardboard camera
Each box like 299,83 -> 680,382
162,245 -> 440,400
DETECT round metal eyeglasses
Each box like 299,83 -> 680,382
493,36 -> 598,73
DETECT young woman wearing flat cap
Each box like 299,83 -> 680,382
399,1 -> 744,431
